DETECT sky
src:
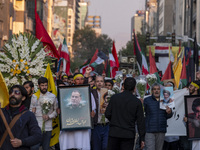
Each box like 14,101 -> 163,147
88,0 -> 145,51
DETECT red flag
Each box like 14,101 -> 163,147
58,43 -> 62,56
35,0 -> 60,59
180,56 -> 187,80
112,42 -> 119,68
161,61 -> 172,81
149,47 -> 157,74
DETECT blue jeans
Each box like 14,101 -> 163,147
30,131 -> 52,150
91,124 -> 109,150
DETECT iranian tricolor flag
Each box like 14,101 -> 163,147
133,30 -> 149,75
60,38 -> 70,75
109,42 -> 119,78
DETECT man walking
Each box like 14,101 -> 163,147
0,85 -> 42,149
144,83 -> 172,150
105,77 -> 145,150
30,77 -> 57,150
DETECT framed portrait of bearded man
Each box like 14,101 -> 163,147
185,95 -> 200,140
58,85 -> 92,130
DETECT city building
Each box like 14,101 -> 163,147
0,0 -> 10,48
86,15 -> 101,36
158,0 -> 174,35
77,0 -> 88,29
148,0 -> 158,36
131,10 -> 145,39
0,0 -> 54,49
52,0 -> 68,48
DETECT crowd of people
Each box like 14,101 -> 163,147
1,67 -> 200,150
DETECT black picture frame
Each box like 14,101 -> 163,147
184,95 -> 200,140
58,85 -> 92,130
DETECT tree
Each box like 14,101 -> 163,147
119,33 -> 147,56
71,26 -> 112,72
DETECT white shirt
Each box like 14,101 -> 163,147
30,91 -> 58,131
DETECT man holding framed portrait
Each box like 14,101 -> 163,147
184,80 -> 200,150
58,70 -> 96,150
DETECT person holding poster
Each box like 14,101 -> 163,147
160,87 -> 175,110
144,83 -> 173,150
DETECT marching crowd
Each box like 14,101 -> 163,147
1,67 -> 200,150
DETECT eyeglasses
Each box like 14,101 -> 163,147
9,90 -> 21,95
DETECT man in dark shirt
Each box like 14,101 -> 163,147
0,85 -> 41,150
105,77 -> 145,150
23,81 -> 34,109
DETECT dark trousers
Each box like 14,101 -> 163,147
163,141 -> 179,150
30,131 -> 52,150
91,124 -> 109,150
107,136 -> 134,150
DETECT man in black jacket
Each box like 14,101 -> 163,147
0,85 -> 42,150
105,77 -> 145,150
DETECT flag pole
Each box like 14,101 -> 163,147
0,109 -> 14,139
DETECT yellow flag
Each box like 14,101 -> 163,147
173,52 -> 178,72
0,71 -> 9,108
174,59 -> 182,88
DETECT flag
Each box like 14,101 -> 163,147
180,56 -> 187,88
174,59 -> 182,88
155,46 -> 169,57
193,33 -> 199,72
133,30 -> 149,75
149,47 -> 162,83
112,42 -> 119,68
35,0 -> 60,59
169,45 -> 174,62
161,61 -> 173,81
0,71 -> 9,108
90,50 -> 108,67
109,46 -> 119,78
60,38 -> 70,75
34,64 -> 59,146
80,59 -> 94,75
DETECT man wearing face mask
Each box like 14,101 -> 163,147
143,83 -> 173,150
30,77 -> 57,150
0,85 -> 42,150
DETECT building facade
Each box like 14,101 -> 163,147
86,15 -> 101,36
131,10 -> 145,39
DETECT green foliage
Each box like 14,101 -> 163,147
72,26 -> 112,68
119,33 -> 155,56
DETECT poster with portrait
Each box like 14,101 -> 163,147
185,95 -> 200,140
160,87 -> 175,110
100,88 -> 108,111
58,85 -> 92,130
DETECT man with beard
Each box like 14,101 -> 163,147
23,81 -> 34,109
188,80 -> 200,95
0,85 -> 42,149
184,80 -> 200,150
144,83 -> 172,150
30,77 -> 57,150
